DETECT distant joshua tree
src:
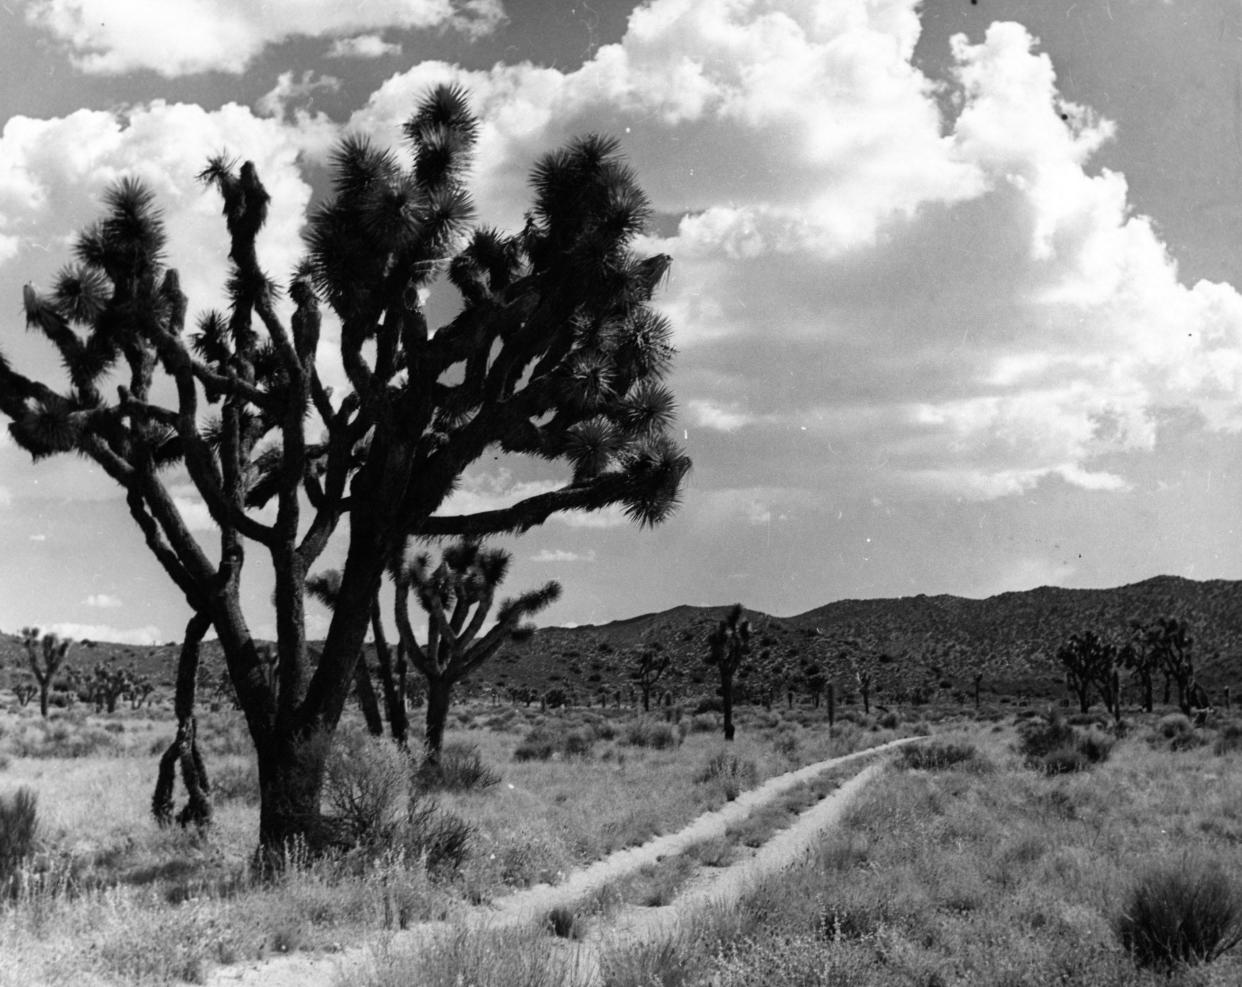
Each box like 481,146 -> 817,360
1056,630 -> 1116,715
631,642 -> 671,712
706,604 -> 751,741
393,540 -> 559,759
21,627 -> 71,719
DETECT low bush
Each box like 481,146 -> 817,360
513,727 -> 558,762
623,720 -> 681,750
1018,715 -> 1112,774
323,728 -> 409,847
512,725 -> 595,761
419,743 -> 500,792
1157,712 -> 1193,739
1215,721 -> 1242,755
1116,857 -> 1242,971
0,787 -> 37,891
877,710 -> 901,730
401,797 -> 475,876
898,741 -> 982,772
696,751 -> 759,801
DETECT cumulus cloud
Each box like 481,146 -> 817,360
0,101 -> 333,305
326,34 -> 404,59
340,0 -> 1242,502
257,71 -> 342,120
83,594 -> 122,609
21,0 -> 505,76
530,549 -> 598,563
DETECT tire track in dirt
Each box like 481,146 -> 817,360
203,736 -> 919,987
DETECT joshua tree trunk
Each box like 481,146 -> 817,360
827,683 -> 835,727
424,677 -> 454,760
722,672 -> 736,742
254,730 -> 333,866
372,606 -> 409,747
353,654 -> 383,737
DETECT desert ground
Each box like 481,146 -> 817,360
2,693 -> 1242,986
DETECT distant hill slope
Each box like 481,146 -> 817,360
4,575 -> 1240,705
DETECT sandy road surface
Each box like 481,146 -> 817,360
203,736 -> 918,987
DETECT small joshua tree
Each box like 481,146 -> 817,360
706,604 -> 751,742
631,643 -> 670,713
318,539 -> 560,761
1145,617 -> 1199,715
21,627 -> 71,718
1056,630 -> 1116,715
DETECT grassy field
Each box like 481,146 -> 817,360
0,693 -> 910,985
5,695 -> 1242,986
354,712 -> 1242,987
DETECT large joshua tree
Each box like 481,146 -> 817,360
0,85 -> 689,857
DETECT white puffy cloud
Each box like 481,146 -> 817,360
83,594 -> 122,609
326,34 -> 404,59
0,101 -> 334,301
530,549 -> 598,563
21,0 -> 505,76
257,71 -> 342,120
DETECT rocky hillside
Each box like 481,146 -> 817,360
4,575 -> 1240,707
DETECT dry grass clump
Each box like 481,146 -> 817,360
418,743 -> 501,792
695,751 -> 759,801
1018,714 -> 1114,774
622,718 -> 682,749
898,740 -> 986,772
0,787 -> 37,893
1116,857 -> 1242,971
512,724 -> 596,761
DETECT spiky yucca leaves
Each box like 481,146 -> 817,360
388,539 -> 560,758
706,605 -> 751,741
0,83 -> 688,857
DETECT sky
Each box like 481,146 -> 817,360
2,0 -> 1242,645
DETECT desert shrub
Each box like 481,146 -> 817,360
513,727 -> 559,762
512,725 -> 594,761
1075,728 -> 1115,763
1157,713 -> 1193,740
877,710 -> 901,730
898,741 -> 982,772
623,719 -> 680,749
696,751 -> 759,801
1018,715 -> 1112,773
401,797 -> 475,875
323,728 -> 410,846
561,729 -> 595,758
689,713 -> 718,734
1037,746 -> 1090,775
1116,858 -> 1242,971
0,787 -> 37,891
1215,722 -> 1242,755
420,743 -> 500,792
773,728 -> 799,758
694,696 -> 724,715
490,828 -> 570,888
544,904 -> 583,940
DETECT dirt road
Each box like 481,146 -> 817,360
203,736 -> 917,987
